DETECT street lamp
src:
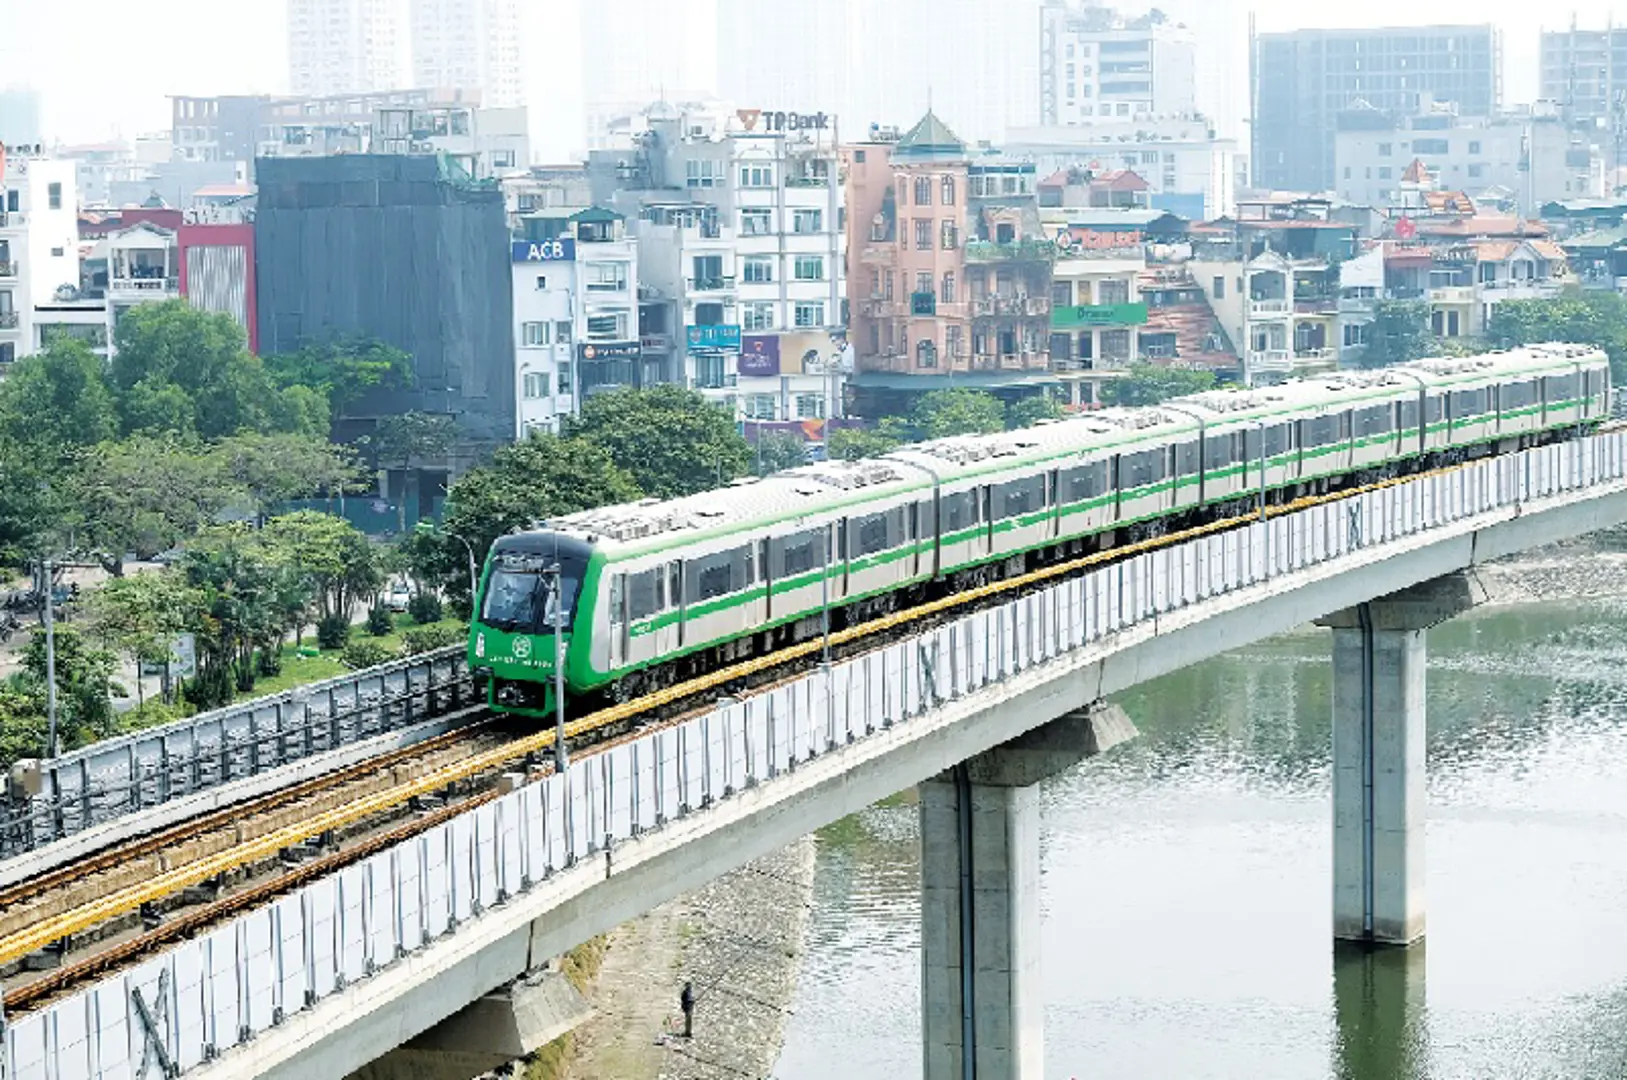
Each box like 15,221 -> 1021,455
40,558 -> 58,759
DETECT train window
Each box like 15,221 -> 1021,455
609,576 -> 624,623
1587,370 -> 1607,398
1175,440 -> 1200,476
1203,435 -> 1231,470
998,476 -> 1047,519
697,562 -> 731,601
1451,388 -> 1487,417
855,513 -> 890,556
1263,424 -> 1290,457
1355,406 -> 1391,437
1399,400 -> 1420,430
1425,396 -> 1445,424
626,570 -> 662,619
1502,380 -> 1538,411
688,547 -> 750,602
1304,414 -> 1340,447
942,490 -> 980,532
1544,373 -> 1578,403
1242,428 -> 1260,463
1065,461 -> 1110,501
773,531 -> 822,577
1122,449 -> 1167,489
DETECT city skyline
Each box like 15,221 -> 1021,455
1,0 -> 1621,160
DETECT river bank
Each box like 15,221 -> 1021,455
553,835 -> 816,1080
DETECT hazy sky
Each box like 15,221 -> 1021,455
2,0 -> 1619,153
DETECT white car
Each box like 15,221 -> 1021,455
386,582 -> 412,613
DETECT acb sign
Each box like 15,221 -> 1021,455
512,237 -> 577,263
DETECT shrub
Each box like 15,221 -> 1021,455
366,604 -> 395,636
401,624 -> 464,656
341,641 -> 395,671
316,614 -> 350,650
407,591 -> 444,625
256,648 -> 283,677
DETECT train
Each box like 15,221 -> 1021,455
468,344 -> 1611,717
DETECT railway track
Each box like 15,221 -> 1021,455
0,444 -> 1603,1012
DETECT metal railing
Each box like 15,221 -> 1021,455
0,648 -> 469,858
14,434 -> 1627,1079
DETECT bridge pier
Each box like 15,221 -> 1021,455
1318,573 -> 1485,947
345,967 -> 590,1080
920,701 -> 1136,1080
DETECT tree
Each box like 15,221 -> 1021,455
0,339 -> 117,456
431,433 -> 640,600
259,511 -> 380,622
368,411 -> 459,469
907,389 -> 1007,440
0,679 -> 48,770
0,440 -> 61,570
1099,364 -> 1218,407
1006,392 -> 1064,430
752,431 -> 809,476
1487,294 -> 1627,381
178,525 -> 285,704
265,339 -> 415,420
88,572 -> 197,705
827,427 -> 901,461
563,385 -> 749,498
1363,300 -> 1435,368
21,625 -> 122,750
211,431 -> 361,522
67,434 -> 240,575
109,301 -> 320,439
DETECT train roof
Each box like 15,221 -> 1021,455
537,343 -> 1606,557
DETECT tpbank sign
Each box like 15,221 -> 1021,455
512,237 -> 577,263
737,109 -> 833,133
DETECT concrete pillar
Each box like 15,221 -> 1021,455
347,968 -> 590,1080
921,701 -> 1136,1080
1317,573 -> 1485,947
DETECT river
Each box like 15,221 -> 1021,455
773,596 -> 1627,1079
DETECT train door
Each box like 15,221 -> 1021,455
759,539 -> 773,622
669,561 -> 686,651
608,573 -> 628,669
838,519 -> 851,595
1047,469 -> 1061,541
907,503 -> 921,578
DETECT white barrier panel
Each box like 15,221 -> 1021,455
13,433 -> 1627,1080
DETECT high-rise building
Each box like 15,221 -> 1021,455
1251,24 -> 1501,193
410,0 -> 523,107
0,88 -> 44,146
287,0 -> 409,98
715,0 -> 1040,145
1038,1 -> 1198,127
1539,25 -> 1627,138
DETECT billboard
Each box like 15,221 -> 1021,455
687,324 -> 742,352
739,335 -> 781,376
512,237 -> 577,262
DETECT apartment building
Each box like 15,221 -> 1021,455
1252,24 -> 1501,192
286,0 -> 409,99
1539,24 -> 1627,138
0,152 -> 80,371
410,0 -> 523,108
1038,0 -> 1198,127
1006,116 -> 1238,220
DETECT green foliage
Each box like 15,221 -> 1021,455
562,385 -> 750,499
1006,392 -> 1064,430
906,389 -> 1007,440
178,524 -> 292,707
366,605 -> 395,636
315,614 -> 350,650
368,411 -> 459,467
433,433 -> 641,599
408,591 -> 445,625
827,427 -> 901,461
1099,364 -> 1218,407
264,338 -> 414,425
400,624 -> 463,655
259,511 -> 380,620
1362,300 -> 1436,368
0,678 -> 48,769
341,640 -> 395,670
87,572 -> 197,692
110,301 -> 318,439
0,438 -> 62,569
752,431 -> 809,476
21,626 -> 123,749
211,432 -> 360,521
1487,294 -> 1627,381
68,434 -> 238,572
0,339 -> 118,456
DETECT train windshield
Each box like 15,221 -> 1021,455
480,561 -> 583,633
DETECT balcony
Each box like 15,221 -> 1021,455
1479,279 -> 1562,301
640,333 -> 671,351
0,311 -> 17,330
1052,302 -> 1148,329
1429,286 -> 1476,305
1338,296 -> 1376,315
971,296 -> 1050,318
1248,349 -> 1292,373
861,298 -> 900,318
971,351 -> 1050,372
1293,347 -> 1338,365
1248,298 -> 1290,317
0,262 -> 15,279
1294,293 -> 1339,314
860,245 -> 895,265
785,176 -> 830,188
688,276 -> 736,293
110,275 -> 179,295
963,239 -> 1057,264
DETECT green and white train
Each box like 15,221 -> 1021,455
469,344 -> 1610,717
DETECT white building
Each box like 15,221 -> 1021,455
1038,0 -> 1198,128
369,103 -> 530,176
1334,99 -> 1604,215
1005,118 -> 1237,221
287,0 -> 409,98
511,207 -> 644,436
0,153 -> 80,370
409,0 -> 523,108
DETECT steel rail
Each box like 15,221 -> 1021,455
0,446 -> 1584,969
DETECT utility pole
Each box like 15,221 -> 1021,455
41,558 -> 58,758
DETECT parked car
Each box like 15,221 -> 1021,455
386,581 -> 412,613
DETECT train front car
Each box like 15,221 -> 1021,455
469,530 -> 598,717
